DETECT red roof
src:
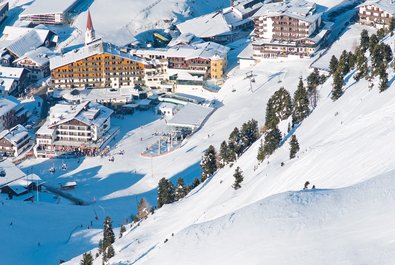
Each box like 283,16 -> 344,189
87,10 -> 93,31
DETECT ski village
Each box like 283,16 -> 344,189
1,0 -> 395,264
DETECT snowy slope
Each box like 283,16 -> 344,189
144,172 -> 395,265
71,0 -> 229,46
61,29 -> 395,265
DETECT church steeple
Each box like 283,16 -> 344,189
85,10 -> 96,45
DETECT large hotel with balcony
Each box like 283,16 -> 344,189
35,101 -> 115,158
50,40 -> 147,90
252,0 -> 330,59
358,0 -> 395,29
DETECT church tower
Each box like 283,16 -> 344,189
85,10 -> 96,45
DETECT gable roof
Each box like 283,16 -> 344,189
50,40 -> 146,70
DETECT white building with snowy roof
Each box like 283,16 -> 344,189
35,101 -> 115,158
131,41 -> 230,82
19,0 -> 80,25
0,124 -> 31,157
358,0 -> 395,29
176,0 -> 273,43
0,66 -> 27,96
166,103 -> 214,133
252,0 -> 331,59
13,47 -> 55,81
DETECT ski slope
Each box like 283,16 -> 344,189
63,27 -> 395,265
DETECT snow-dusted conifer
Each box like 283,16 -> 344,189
289,135 -> 300,159
157,178 -> 175,208
201,145 -> 218,182
292,78 -> 310,124
232,167 -> 243,190
175,177 -> 188,200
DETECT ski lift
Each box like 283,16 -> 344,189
251,78 -> 255,83
61,162 -> 67,171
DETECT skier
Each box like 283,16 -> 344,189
303,181 -> 310,190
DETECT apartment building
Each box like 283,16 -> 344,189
358,0 -> 395,29
50,40 -> 147,90
0,97 -> 28,131
35,101 -> 114,158
19,0 -> 80,25
252,0 -> 330,59
0,125 -> 31,157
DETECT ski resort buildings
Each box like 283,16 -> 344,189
176,0 -> 274,43
358,0 -> 395,29
0,125 -> 31,157
0,97 -> 27,131
19,0 -> 80,25
131,42 -> 229,87
35,101 -> 115,158
50,40 -> 147,90
252,0 -> 330,59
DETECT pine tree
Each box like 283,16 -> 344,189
98,239 -> 103,254
289,135 -> 300,159
175,177 -> 189,200
369,34 -> 379,54
80,252 -> 93,265
137,198 -> 150,220
232,167 -> 243,190
390,17 -> 395,33
119,225 -> 126,238
201,145 -> 218,182
219,140 -> 235,167
265,87 -> 292,129
307,68 -> 320,108
228,127 -> 242,156
360,29 -> 369,52
338,50 -> 350,77
292,78 -> 310,124
106,245 -> 115,259
240,119 -> 260,150
331,70 -> 343,101
382,43 -> 393,67
103,216 -> 115,251
191,177 -> 200,190
372,44 -> 386,76
354,47 -> 368,81
265,96 -> 279,129
348,51 -> 356,69
378,64 -> 388,92
329,55 -> 338,74
157,178 -> 175,208
377,28 -> 386,40
257,127 -> 282,161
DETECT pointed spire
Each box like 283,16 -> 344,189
87,10 -> 93,31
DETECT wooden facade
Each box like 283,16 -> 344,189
51,53 -> 146,89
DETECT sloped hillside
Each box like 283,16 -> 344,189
71,0 -> 229,45
64,25 -> 395,264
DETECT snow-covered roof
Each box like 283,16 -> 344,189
21,0 -> 79,16
132,42 -> 230,61
0,124 -> 30,146
3,30 -> 46,58
1,26 -> 52,43
167,33 -> 203,47
176,9 -> 242,38
254,0 -> 321,23
167,103 -> 214,129
0,78 -> 16,93
14,46 -> 55,67
158,102 -> 178,110
0,159 -> 27,188
0,96 -> 21,117
359,0 -> 395,16
237,43 -> 254,60
39,101 -> 113,134
0,66 -> 25,80
58,87 -> 134,103
50,40 -> 146,70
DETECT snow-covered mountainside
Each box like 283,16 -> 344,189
61,24 -> 395,264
